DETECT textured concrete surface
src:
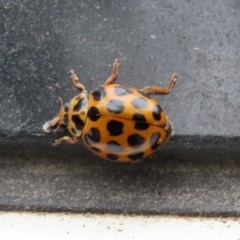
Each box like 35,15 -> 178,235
0,0 -> 240,215
0,136 -> 240,215
1,0 -> 240,136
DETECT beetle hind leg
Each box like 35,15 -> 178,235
165,118 -> 175,138
141,74 -> 177,96
155,118 -> 175,146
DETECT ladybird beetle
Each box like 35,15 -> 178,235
43,59 -> 177,162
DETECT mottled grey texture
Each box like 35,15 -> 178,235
0,136 -> 240,216
1,0 -> 240,136
1,0 -> 240,215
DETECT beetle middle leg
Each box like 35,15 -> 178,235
53,136 -> 78,146
104,59 -> 120,85
156,118 -> 175,146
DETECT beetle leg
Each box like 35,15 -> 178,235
141,74 -> 177,95
155,120 -> 175,146
104,59 -> 120,85
165,118 -> 175,138
70,70 -> 86,92
52,136 -> 78,146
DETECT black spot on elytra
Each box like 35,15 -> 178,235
152,104 -> 162,121
106,99 -> 124,114
133,113 -> 149,130
73,97 -> 87,112
106,141 -> 123,153
128,152 -> 144,161
91,146 -> 101,153
107,120 -> 124,136
72,115 -> 84,130
84,127 -> 101,145
133,113 -> 146,122
106,154 -> 119,161
91,87 -> 106,101
131,97 -> 148,109
150,132 -> 160,150
114,86 -> 133,96
127,134 -> 145,148
87,107 -> 100,121
134,122 -> 149,131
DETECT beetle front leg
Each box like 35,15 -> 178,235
70,70 -> 86,92
53,136 -> 78,146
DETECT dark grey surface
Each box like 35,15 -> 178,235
1,0 -> 240,136
1,0 -> 240,215
0,135 -> 240,216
